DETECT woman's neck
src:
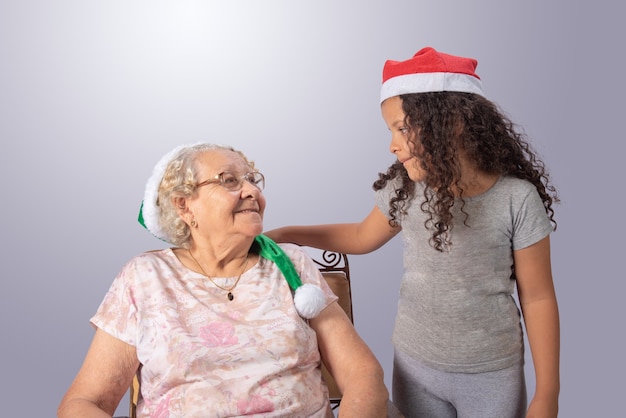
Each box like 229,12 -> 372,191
177,241 -> 254,277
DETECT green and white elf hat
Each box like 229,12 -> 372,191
138,144 -> 326,319
138,143 -> 194,243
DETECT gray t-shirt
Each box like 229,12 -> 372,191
376,176 -> 553,373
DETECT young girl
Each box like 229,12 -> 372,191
265,47 -> 560,418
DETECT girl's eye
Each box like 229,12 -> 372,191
400,127 -> 409,135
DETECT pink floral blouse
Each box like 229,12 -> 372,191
91,244 -> 337,417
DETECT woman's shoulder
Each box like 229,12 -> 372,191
277,243 -> 307,259
113,248 -> 185,289
275,243 -> 319,272
132,247 -> 173,260
121,248 -> 177,270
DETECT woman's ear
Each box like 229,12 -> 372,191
172,196 -> 192,221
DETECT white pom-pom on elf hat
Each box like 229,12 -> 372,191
293,283 -> 327,319
380,46 -> 484,104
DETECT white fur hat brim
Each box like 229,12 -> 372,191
140,144 -> 192,242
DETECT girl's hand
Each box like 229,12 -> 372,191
526,395 -> 558,418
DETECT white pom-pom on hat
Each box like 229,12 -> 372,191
293,283 -> 327,319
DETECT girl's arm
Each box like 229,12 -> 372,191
514,235 -> 560,418
58,328 -> 140,417
264,206 -> 400,254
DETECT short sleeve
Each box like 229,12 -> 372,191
90,257 -> 140,346
511,187 -> 554,250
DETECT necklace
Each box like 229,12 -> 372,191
188,250 -> 249,301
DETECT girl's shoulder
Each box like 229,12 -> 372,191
493,175 -> 538,196
498,175 -> 535,187
489,176 -> 547,216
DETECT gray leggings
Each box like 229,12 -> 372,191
392,349 -> 527,418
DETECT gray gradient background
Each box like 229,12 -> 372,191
1,1 -> 622,416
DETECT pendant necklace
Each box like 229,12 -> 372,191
188,250 -> 249,301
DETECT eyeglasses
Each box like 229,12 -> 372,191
195,171 -> 265,192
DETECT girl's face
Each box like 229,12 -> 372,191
381,96 -> 426,182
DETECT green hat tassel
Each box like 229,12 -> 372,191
254,234 -> 326,319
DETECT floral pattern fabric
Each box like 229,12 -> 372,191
91,244 -> 337,418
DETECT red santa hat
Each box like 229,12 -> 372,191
380,46 -> 484,103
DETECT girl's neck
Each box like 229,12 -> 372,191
455,157 -> 499,197
457,172 -> 499,197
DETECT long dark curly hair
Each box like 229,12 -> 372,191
373,92 -> 559,252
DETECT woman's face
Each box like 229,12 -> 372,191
185,149 -> 266,243
381,96 -> 426,182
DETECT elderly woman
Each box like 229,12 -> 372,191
57,143 -> 389,417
